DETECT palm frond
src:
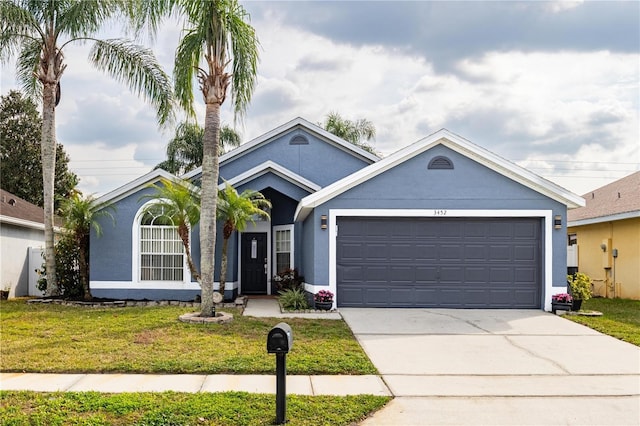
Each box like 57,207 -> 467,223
15,38 -> 42,100
0,0 -> 43,63
226,0 -> 259,121
55,0 -> 119,39
174,29 -> 203,118
89,38 -> 174,126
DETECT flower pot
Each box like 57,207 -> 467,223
315,301 -> 333,311
551,301 -> 572,314
572,299 -> 583,311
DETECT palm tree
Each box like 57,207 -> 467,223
217,183 -> 270,296
173,0 -> 259,316
155,121 -> 241,175
320,112 -> 378,155
0,0 -> 173,296
139,178 -> 201,283
58,193 -> 114,301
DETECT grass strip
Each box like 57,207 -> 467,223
564,298 -> 640,346
0,390 -> 390,426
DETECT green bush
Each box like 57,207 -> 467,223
278,288 -> 309,310
37,234 -> 83,298
568,272 -> 593,301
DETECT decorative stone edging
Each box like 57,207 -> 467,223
278,302 -> 338,314
27,296 -> 247,311
178,311 -> 234,324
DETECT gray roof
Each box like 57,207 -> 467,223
568,171 -> 640,224
0,189 -> 63,228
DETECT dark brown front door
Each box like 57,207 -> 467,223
241,232 -> 267,294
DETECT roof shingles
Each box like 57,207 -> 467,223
568,171 -> 640,222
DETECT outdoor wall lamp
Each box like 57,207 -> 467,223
554,215 -> 562,229
320,215 -> 327,230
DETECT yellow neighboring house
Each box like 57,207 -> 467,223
567,171 -> 640,300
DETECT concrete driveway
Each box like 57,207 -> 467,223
340,309 -> 640,425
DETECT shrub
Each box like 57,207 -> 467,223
567,272 -> 593,301
272,268 -> 304,292
37,234 -> 83,298
278,288 -> 309,311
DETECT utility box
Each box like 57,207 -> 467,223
267,322 -> 293,354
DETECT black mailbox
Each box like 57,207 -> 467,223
267,322 -> 293,354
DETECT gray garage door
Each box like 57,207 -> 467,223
337,217 -> 541,308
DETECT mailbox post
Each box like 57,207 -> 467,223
267,322 -> 293,425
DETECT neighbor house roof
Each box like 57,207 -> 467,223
182,117 -> 380,180
568,171 -> 640,227
295,129 -> 585,221
0,189 -> 62,230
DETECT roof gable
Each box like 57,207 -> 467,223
295,129 -> 585,221
220,161 -> 321,193
182,117 -> 379,180
95,168 -> 197,207
568,171 -> 640,226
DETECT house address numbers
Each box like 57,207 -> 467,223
433,209 -> 447,216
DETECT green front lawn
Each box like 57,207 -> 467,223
0,391 -> 390,426
0,300 -> 376,375
565,298 -> 640,346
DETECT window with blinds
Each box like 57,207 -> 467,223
140,210 -> 184,281
274,228 -> 292,274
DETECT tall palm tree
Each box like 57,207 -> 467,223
173,0 -> 259,316
155,121 -> 241,175
58,193 -> 114,301
140,178 -> 201,283
217,183 -> 270,296
0,0 -> 173,296
320,112 -> 378,155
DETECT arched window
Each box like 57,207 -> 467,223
138,206 -> 185,281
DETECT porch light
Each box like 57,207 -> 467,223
320,215 -> 327,230
554,215 -> 562,229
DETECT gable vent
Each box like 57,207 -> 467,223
428,156 -> 454,170
289,135 -> 309,145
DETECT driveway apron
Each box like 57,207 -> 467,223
341,308 -> 640,425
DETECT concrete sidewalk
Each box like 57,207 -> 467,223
0,372 -> 390,396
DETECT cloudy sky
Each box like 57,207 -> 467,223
2,0 -> 639,197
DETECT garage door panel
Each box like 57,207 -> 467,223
337,217 -> 541,308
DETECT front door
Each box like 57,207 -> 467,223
241,232 -> 268,294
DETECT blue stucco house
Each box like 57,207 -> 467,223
90,117 -> 584,310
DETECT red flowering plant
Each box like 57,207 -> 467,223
314,290 -> 334,303
552,293 -> 573,303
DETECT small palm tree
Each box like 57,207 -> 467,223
173,0 -> 259,316
0,0 -> 173,295
320,112 -> 378,155
140,178 -> 201,283
155,121 -> 241,175
58,193 -> 114,301
217,183 -> 271,295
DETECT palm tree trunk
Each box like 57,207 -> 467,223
80,234 -> 92,301
220,236 -> 229,298
42,80 -> 58,296
199,102 -> 221,316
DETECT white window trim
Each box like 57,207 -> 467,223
328,209 -> 557,311
132,199 -> 192,286
273,224 -> 295,275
